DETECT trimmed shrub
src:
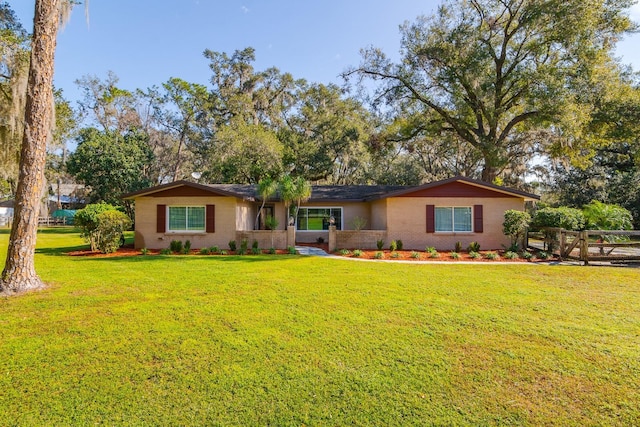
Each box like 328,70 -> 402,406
199,248 -> 211,255
287,246 -> 297,255
484,251 -> 499,260
410,251 -> 421,259
352,249 -> 363,257
389,240 -> 397,252
504,251 -> 519,259
91,210 -> 131,254
396,240 -> 403,251
469,251 -> 481,259
454,241 -> 462,253
170,240 -> 183,253
228,240 -> 237,251
374,251 -> 384,259
376,239 -> 385,251
467,241 -> 481,252
450,251 -> 461,260
503,210 -> 532,249
75,203 -> 126,252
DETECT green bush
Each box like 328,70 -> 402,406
170,240 -> 183,254
521,251 -> 534,260
352,249 -> 363,257
268,247 -> 276,255
410,251 -> 421,259
140,248 -> 149,255
504,251 -> 519,259
425,246 -> 437,254
389,240 -> 397,252
287,246 -> 297,255
469,251 -> 481,259
484,252 -> 499,260
183,240 -> 191,254
450,251 -> 461,260
159,248 -> 171,255
251,247 -> 261,255
91,210 -> 131,254
467,241 -> 481,252
199,248 -> 211,255
252,240 -> 259,250
376,239 -> 385,250
503,210 -> 532,248
374,251 -> 384,259
582,200 -> 633,231
219,250 -> 228,255
454,241 -> 462,253
210,246 -> 220,253
532,207 -> 585,231
75,203 -> 126,252
339,249 -> 351,256
396,240 -> 404,251
228,240 -> 237,251
391,252 -> 400,259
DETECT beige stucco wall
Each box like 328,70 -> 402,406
385,197 -> 524,250
236,200 -> 254,231
133,196 -> 238,249
235,230 -> 288,249
370,199 -> 387,230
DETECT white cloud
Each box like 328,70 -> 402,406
241,6 -> 250,13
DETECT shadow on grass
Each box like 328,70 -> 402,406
0,227 -> 79,236
36,245 -> 90,256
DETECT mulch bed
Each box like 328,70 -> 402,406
68,245 -> 549,262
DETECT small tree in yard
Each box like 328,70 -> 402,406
503,210 -> 531,251
75,203 -> 130,253
532,207 -> 586,252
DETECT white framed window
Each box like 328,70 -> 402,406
168,206 -> 205,232
296,207 -> 342,231
435,207 -> 472,232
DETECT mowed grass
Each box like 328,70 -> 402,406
0,228 -> 639,426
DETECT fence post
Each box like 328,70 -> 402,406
558,229 -> 566,260
579,230 -> 589,266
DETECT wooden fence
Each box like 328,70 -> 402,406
532,228 -> 640,265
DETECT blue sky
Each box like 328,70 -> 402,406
12,1 -> 640,105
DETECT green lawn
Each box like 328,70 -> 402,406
1,228 -> 639,425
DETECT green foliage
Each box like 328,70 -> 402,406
450,252 -> 460,260
469,251 -> 481,259
410,251 -> 421,259
75,203 -> 123,251
159,248 -> 171,255
252,240 -> 259,250
238,239 -> 249,255
287,246 -> 297,255
348,0 -> 636,181
183,240 -> 191,254
582,200 -> 633,231
467,241 -> 481,252
268,247 -> 276,255
91,210 -> 131,254
339,249 -> 351,256
538,251 -> 550,260
391,252 -> 401,259
376,239 -> 385,251
219,250 -> 228,255
484,252 -> 499,260
228,240 -> 237,251
251,247 -> 261,255
532,207 -> 586,231
140,248 -> 149,255
169,240 -> 183,254
264,215 -> 279,231
210,246 -> 220,254
454,241 -> 462,253
374,251 -> 384,259
67,128 -> 153,205
352,249 -> 363,257
521,251 -> 534,260
504,251 -> 519,260
503,210 -> 532,246
199,248 -> 211,255
389,240 -> 397,252
350,216 -> 367,231
429,251 -> 440,259
396,240 -> 403,251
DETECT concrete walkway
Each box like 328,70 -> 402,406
295,246 -> 332,257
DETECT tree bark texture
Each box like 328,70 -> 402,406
1,0 -> 60,294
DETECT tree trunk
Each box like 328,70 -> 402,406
1,0 -> 60,294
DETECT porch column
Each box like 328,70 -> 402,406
286,226 -> 296,249
328,225 -> 337,252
